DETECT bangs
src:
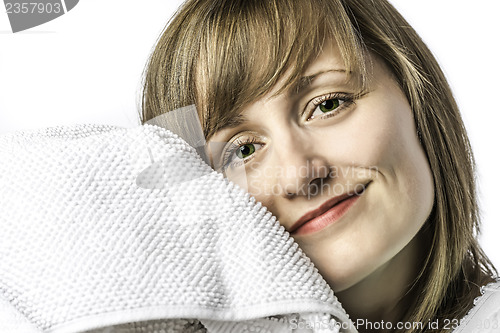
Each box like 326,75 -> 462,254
193,0 -> 366,139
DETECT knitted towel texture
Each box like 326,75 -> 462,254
0,124 -> 357,333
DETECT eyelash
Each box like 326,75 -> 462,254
306,92 -> 354,121
222,137 -> 259,170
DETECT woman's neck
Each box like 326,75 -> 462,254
335,234 -> 425,333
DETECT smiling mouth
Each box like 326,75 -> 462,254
289,183 -> 370,236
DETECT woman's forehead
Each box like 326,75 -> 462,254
302,39 -> 345,76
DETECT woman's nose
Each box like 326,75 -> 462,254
272,133 -> 332,198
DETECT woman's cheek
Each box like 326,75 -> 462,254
246,167 -> 276,209
318,104 -> 400,172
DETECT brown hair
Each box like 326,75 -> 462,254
141,0 -> 497,331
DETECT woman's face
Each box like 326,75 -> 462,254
208,40 -> 434,291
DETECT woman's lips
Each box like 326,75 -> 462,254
289,185 -> 368,236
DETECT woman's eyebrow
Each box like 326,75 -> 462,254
296,69 -> 347,92
215,69 -> 347,133
215,114 -> 248,132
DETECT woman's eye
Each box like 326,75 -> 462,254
310,98 -> 345,119
223,142 -> 263,169
236,143 -> 256,159
319,98 -> 343,112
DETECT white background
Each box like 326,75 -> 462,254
1,1 -> 498,269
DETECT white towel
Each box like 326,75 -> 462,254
0,124 -> 357,333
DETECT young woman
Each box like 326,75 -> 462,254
140,0 -> 498,331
